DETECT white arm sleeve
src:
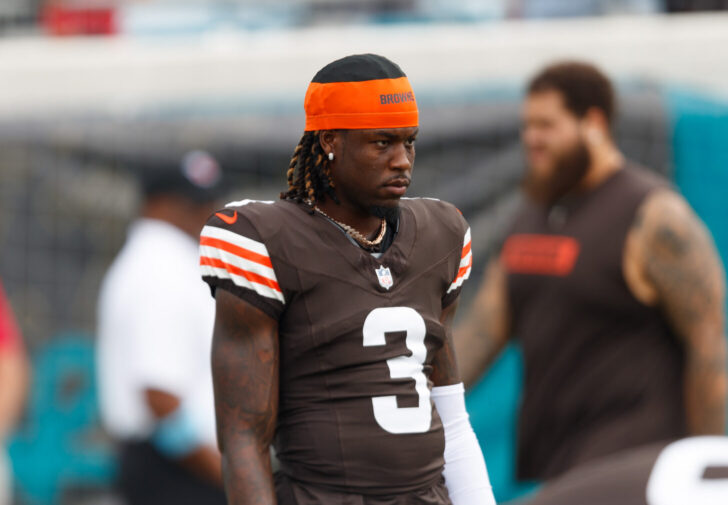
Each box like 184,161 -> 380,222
432,382 -> 496,505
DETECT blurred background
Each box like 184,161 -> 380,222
1,1 -> 728,504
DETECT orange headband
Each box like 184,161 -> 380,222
304,76 -> 419,131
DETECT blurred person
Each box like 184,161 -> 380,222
201,54 -> 495,505
97,150 -> 226,505
0,280 -> 29,505
512,436 -> 728,505
456,61 -> 727,483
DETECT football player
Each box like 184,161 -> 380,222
456,61 -> 727,483
199,54 -> 495,505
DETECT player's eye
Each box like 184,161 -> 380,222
405,137 -> 416,147
375,139 -> 390,147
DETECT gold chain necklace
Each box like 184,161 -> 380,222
314,206 -> 387,250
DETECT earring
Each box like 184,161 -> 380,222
328,152 -> 334,161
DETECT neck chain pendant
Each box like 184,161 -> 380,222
314,206 -> 387,250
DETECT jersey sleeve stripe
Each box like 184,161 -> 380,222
200,236 -> 273,269
461,240 -> 472,259
199,245 -> 276,280
199,224 -> 284,303
458,228 -> 472,269
459,248 -> 472,269
447,227 -> 473,294
200,257 -> 285,303
224,199 -> 275,208
460,244 -> 473,267
201,225 -> 270,258
447,268 -> 471,293
456,252 -> 473,279
200,256 -> 280,292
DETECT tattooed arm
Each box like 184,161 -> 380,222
630,189 -> 727,434
211,289 -> 279,505
453,258 -> 511,389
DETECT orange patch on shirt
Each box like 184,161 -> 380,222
501,234 -> 580,277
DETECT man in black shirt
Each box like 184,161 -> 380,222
456,61 -> 727,482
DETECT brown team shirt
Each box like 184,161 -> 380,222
200,198 -> 472,495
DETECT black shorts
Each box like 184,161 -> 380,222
275,472 -> 452,505
117,440 -> 227,505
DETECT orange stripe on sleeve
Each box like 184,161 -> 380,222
462,241 -> 472,259
200,237 -> 273,269
455,254 -> 473,280
200,256 -> 282,293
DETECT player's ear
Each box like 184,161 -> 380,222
319,130 -> 338,158
582,107 -> 608,146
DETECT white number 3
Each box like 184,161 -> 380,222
362,307 -> 431,434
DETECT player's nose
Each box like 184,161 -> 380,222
389,142 -> 413,173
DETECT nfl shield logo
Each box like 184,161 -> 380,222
375,266 -> 394,290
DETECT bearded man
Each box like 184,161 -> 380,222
456,61 -> 727,483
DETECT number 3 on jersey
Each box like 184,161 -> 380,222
362,307 -> 431,434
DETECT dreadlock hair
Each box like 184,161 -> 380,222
280,130 -> 338,210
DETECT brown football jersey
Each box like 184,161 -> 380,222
200,197 -> 472,495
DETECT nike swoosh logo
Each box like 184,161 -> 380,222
215,211 -> 238,225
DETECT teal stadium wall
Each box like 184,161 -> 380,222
668,89 -> 728,315
8,335 -> 116,505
